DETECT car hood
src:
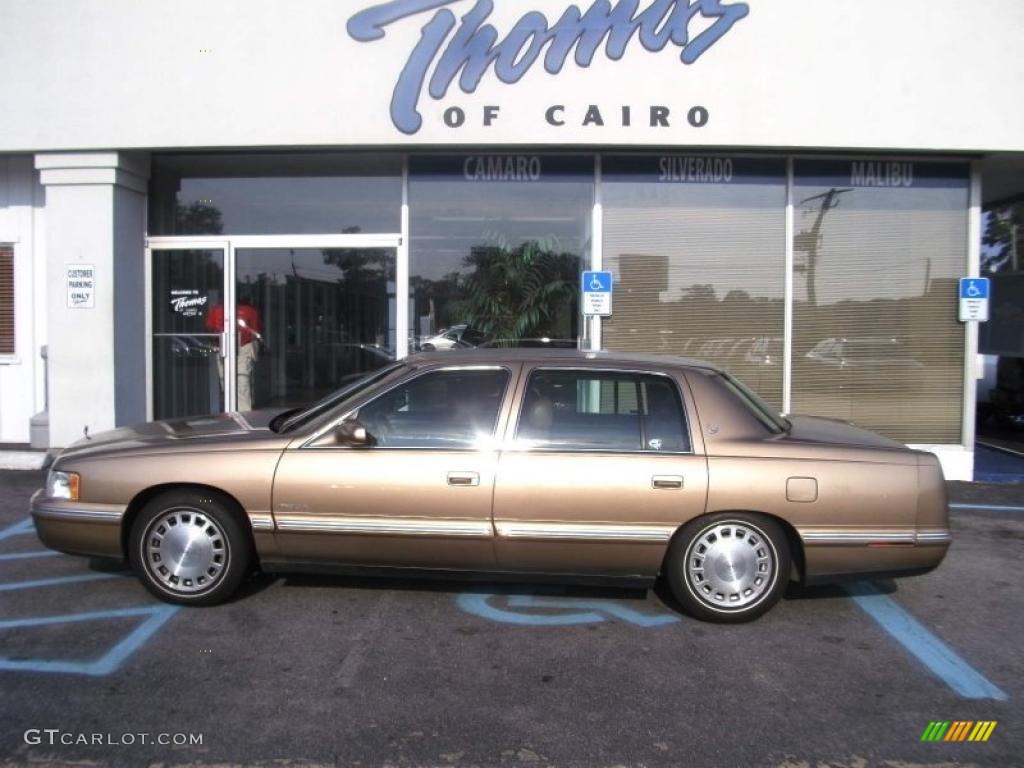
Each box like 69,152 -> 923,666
783,414 -> 907,451
57,410 -> 286,461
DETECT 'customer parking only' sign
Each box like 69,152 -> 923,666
582,271 -> 613,316
958,277 -> 989,322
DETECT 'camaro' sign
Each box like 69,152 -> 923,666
347,0 -> 750,134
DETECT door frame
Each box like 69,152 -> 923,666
146,233 -> 402,420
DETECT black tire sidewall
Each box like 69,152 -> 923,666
665,513 -> 791,624
129,490 -> 251,606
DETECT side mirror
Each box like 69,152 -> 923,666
335,420 -> 374,447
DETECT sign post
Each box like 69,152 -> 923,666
582,271 -> 613,317
958,277 -> 989,322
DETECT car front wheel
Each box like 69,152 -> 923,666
664,513 -> 790,623
129,490 -> 252,606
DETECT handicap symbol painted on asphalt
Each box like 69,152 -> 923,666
456,592 -> 680,627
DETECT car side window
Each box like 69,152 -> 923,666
356,368 -> 510,448
516,370 -> 690,452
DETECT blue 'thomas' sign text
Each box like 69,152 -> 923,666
347,0 -> 751,135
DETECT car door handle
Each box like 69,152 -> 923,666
447,471 -> 480,487
652,475 -> 684,490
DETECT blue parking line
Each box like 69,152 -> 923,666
844,582 -> 1008,701
0,518 -> 34,541
0,605 -> 180,676
507,595 -> 681,627
0,572 -> 123,592
950,502 -> 1024,513
457,592 -> 681,627
0,550 -> 61,562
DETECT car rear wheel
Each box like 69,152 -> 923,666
664,513 -> 790,623
129,490 -> 252,606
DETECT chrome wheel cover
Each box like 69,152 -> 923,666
684,521 -> 777,611
142,508 -> 229,594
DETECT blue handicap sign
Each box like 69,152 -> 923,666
582,271 -> 613,293
959,277 -> 989,300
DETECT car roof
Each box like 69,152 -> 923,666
403,347 -> 724,372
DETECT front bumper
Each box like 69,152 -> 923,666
30,489 -> 125,559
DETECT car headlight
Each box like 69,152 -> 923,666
46,470 -> 80,501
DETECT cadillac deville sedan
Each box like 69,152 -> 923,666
31,350 -> 951,623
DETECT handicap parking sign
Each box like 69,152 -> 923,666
958,277 -> 989,322
582,271 -> 612,316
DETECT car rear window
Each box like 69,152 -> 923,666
516,369 -> 691,452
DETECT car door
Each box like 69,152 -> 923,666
271,364 -> 519,570
492,365 -> 709,578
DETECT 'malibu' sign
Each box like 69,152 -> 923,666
347,0 -> 750,135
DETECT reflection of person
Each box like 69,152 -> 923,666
204,303 -> 263,411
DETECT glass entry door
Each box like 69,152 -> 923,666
150,236 -> 399,419
235,245 -> 397,410
150,246 -> 228,420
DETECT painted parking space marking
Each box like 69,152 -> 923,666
0,517 -> 35,541
0,571 -> 124,592
0,550 -> 60,561
457,592 -> 681,627
844,582 -> 1008,701
0,604 -> 180,676
0,515 -> 181,676
949,502 -> 1024,513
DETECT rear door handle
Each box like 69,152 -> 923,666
652,475 -> 683,490
447,471 -> 480,487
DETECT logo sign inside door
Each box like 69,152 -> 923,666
170,289 -> 208,317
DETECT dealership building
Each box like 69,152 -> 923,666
1,0 -> 1022,479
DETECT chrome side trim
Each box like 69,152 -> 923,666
31,503 -> 123,524
248,513 -> 275,531
495,521 -> 675,542
800,530 -> 916,546
274,516 -> 493,538
915,530 -> 953,545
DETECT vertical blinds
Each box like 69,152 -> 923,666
791,161 -> 968,443
0,246 -> 13,356
601,156 -> 787,410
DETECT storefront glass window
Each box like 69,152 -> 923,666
792,160 -> 968,443
601,155 -> 787,409
149,154 -> 402,235
408,155 -> 592,350
234,247 -> 396,410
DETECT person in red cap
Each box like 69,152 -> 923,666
205,302 -> 262,411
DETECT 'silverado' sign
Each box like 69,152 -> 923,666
347,0 -> 751,135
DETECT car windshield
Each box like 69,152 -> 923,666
718,372 -> 789,434
276,362 -> 408,434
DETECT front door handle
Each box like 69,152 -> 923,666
652,475 -> 683,490
447,471 -> 480,487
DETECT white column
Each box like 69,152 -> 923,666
35,151 -> 149,448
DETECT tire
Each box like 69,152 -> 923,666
129,489 -> 252,606
664,512 -> 790,624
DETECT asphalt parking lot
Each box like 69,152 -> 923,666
0,470 -> 1021,768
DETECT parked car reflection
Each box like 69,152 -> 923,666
801,337 -> 925,390
418,324 -> 492,351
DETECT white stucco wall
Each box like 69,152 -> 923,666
0,155 -> 45,444
0,0 -> 1022,153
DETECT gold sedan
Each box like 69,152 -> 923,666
31,350 -> 950,623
